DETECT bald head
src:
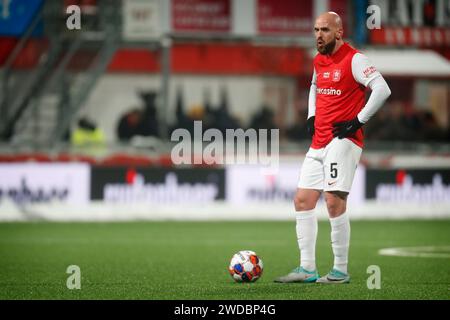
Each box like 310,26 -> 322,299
314,12 -> 344,55
316,12 -> 343,30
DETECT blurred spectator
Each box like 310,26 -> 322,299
170,86 -> 211,136
170,86 -> 192,134
417,110 -> 447,142
249,105 -> 277,131
286,90 -> 308,141
116,108 -> 143,141
209,86 -> 240,134
188,104 -> 205,122
202,88 -> 216,130
138,91 -> 160,137
117,91 -> 160,142
71,117 -> 105,147
286,108 -> 309,141
363,102 -> 448,143
365,102 -> 415,141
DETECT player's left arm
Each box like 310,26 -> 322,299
332,53 -> 391,139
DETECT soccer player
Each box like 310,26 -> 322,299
275,12 -> 391,284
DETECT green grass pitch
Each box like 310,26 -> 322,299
0,220 -> 449,299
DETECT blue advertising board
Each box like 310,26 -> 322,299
0,0 -> 43,36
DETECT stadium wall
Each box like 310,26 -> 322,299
0,159 -> 449,221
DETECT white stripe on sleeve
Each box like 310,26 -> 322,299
308,69 -> 317,119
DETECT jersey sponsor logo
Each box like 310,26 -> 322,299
363,66 -> 377,78
316,87 -> 342,96
332,69 -> 341,82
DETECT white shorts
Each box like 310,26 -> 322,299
298,138 -> 362,193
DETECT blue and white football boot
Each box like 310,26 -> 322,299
316,268 -> 350,284
274,266 -> 319,283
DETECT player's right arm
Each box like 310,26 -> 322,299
307,69 -> 317,137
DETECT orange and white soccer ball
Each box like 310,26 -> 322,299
228,250 -> 263,282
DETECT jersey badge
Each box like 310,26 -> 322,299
332,69 -> 341,82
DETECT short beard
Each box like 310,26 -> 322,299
318,39 -> 336,55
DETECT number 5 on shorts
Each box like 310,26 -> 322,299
330,162 -> 338,178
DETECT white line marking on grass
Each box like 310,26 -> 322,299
378,246 -> 450,258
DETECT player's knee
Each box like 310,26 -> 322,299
293,195 -> 316,212
325,198 -> 346,217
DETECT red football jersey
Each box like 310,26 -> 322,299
312,43 -> 366,149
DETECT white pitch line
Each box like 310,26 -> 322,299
378,246 -> 450,258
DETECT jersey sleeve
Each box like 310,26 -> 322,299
357,76 -> 391,123
351,53 -> 381,87
307,69 -> 317,119
352,53 -> 391,123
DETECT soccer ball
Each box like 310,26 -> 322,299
228,250 -> 263,282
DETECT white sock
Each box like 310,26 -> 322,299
296,210 -> 318,271
329,212 -> 350,274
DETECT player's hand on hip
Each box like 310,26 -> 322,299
307,116 -> 315,137
332,117 -> 363,139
